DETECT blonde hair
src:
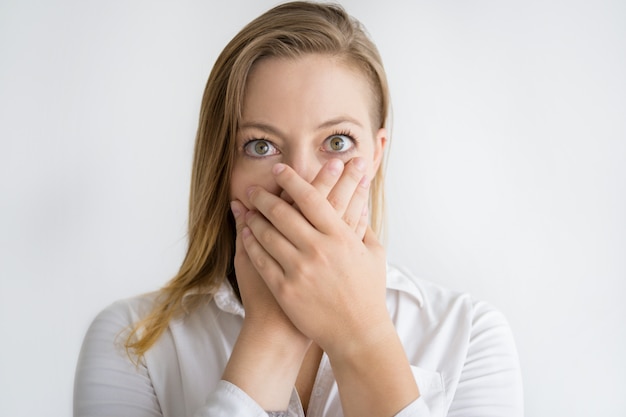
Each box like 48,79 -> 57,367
126,1 -> 391,358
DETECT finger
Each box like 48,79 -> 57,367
245,208 -> 298,262
231,200 -> 256,274
270,163 -> 348,236
230,201 -> 253,290
246,185 -> 317,249
340,169 -> 370,233
354,203 -> 369,240
280,158 -> 344,208
231,200 -> 251,258
240,220 -> 286,289
325,157 -> 367,220
309,158 -> 345,200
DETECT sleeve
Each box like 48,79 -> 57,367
193,380 -> 276,417
447,301 -> 524,417
74,302 -> 279,417
73,302 -> 163,417
394,397 -> 431,417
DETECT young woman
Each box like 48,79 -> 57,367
74,2 -> 523,416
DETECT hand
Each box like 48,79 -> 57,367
231,157 -> 371,333
242,162 -> 390,356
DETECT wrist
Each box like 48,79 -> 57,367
324,318 -> 397,365
325,321 -> 420,416
240,316 -> 311,356
223,321 -> 310,411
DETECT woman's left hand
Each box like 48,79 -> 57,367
241,162 -> 391,357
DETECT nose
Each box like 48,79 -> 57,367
283,152 -> 321,184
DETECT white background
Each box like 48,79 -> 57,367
1,1 -> 624,416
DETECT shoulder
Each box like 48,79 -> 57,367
385,262 -> 518,362
83,292 -> 160,345
75,294 -> 164,415
95,292 -> 159,321
387,263 -> 506,319
386,264 -> 523,414
386,263 -> 473,316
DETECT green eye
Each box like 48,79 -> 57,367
330,136 -> 345,151
324,134 -> 354,153
244,139 -> 278,157
254,141 -> 269,155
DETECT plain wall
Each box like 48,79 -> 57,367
1,1 -> 624,416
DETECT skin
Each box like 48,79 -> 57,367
223,54 -> 419,416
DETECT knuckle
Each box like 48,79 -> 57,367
252,253 -> 267,270
260,228 -> 274,245
302,188 -> 321,208
268,200 -> 288,220
276,280 -> 292,299
291,259 -> 312,280
342,213 -> 357,228
309,244 -> 331,265
372,243 -> 385,257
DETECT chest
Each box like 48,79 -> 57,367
293,350 -> 341,417
295,345 -> 324,413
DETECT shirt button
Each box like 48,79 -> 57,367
314,387 -> 323,396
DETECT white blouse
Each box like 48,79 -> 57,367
73,264 -> 523,417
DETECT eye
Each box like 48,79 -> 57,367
243,139 -> 279,157
323,134 -> 355,153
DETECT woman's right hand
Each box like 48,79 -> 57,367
232,157 -> 370,330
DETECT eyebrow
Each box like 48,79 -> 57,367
239,116 -> 364,137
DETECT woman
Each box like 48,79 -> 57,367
74,2 -> 523,416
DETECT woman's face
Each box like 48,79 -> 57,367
230,54 -> 386,208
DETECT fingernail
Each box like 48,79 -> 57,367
362,205 -> 368,216
230,201 -> 240,218
359,175 -> 370,189
273,163 -> 286,175
246,186 -> 256,198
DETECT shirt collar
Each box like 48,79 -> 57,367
385,263 -> 424,307
212,280 -> 245,316
180,280 -> 244,317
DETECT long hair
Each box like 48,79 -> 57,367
126,1 -> 391,358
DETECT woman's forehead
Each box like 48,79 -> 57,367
240,54 -> 377,129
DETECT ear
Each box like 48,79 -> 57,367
372,127 -> 388,173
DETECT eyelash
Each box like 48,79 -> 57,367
241,129 -> 359,158
330,130 -> 359,146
